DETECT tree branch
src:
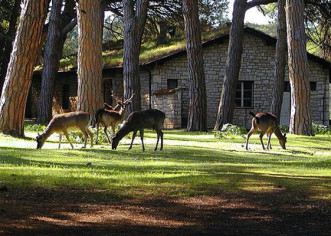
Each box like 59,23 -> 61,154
62,18 -> 77,35
246,0 -> 278,10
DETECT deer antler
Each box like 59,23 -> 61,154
124,93 -> 135,104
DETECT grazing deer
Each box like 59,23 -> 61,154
246,111 -> 287,150
36,111 -> 93,149
93,94 -> 134,144
112,109 -> 165,151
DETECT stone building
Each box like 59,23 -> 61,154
29,27 -> 331,129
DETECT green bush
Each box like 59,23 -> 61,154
279,124 -> 289,133
25,124 -> 46,133
215,123 -> 247,139
312,123 -> 331,135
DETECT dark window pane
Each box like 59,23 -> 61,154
310,82 -> 316,91
167,79 -> 178,89
235,99 -> 241,107
244,91 -> 252,98
243,99 -> 252,107
244,81 -> 253,90
236,83 -> 241,90
236,90 -> 241,98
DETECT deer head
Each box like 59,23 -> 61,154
279,133 -> 287,149
36,133 -> 47,149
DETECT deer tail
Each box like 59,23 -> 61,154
249,111 -> 256,117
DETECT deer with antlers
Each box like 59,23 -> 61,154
93,94 -> 134,144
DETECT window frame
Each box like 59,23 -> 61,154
235,81 -> 254,108
167,79 -> 178,89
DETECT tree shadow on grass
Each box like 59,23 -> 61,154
1,142 -> 330,234
0,184 -> 330,235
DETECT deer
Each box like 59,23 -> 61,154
93,94 -> 134,144
112,109 -> 165,151
36,111 -> 93,149
246,111 -> 287,150
93,101 -> 122,144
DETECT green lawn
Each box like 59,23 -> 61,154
0,128 -> 330,201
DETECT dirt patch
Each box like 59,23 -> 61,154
0,187 -> 330,235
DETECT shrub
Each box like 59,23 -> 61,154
312,123 -> 331,135
215,123 -> 246,139
25,124 -> 46,133
279,124 -> 289,133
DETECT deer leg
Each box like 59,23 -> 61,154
245,129 -> 255,150
104,127 -> 112,144
129,131 -> 137,150
58,134 -> 62,149
140,129 -> 145,152
63,130 -> 74,149
259,132 -> 266,150
160,130 -> 163,151
86,128 -> 93,148
80,128 -> 88,148
155,129 -> 163,151
95,124 -> 99,144
267,133 -> 272,150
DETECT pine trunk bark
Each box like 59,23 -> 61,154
182,0 -> 207,132
270,0 -> 287,119
214,0 -> 247,130
0,0 -> 21,95
77,0 -> 103,114
37,0 -> 66,124
286,0 -> 313,135
0,0 -> 49,137
123,0 -> 148,114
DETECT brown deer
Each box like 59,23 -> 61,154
112,109 -> 165,151
36,111 -> 93,149
93,94 -> 134,144
246,111 -> 287,150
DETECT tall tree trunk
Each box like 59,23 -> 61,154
286,0 -> 313,135
77,0 -> 103,114
182,0 -> 207,132
37,0 -> 75,124
270,0 -> 287,119
0,0 -> 48,137
0,0 -> 21,95
123,0 -> 148,114
214,0 -> 247,130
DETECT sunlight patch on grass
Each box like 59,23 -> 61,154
1,128 -> 331,199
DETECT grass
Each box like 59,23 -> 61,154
57,28 -> 229,71
0,124 -> 330,201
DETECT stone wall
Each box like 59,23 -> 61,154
142,33 -> 330,129
151,89 -> 181,129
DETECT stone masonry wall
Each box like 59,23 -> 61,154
152,89 -> 181,129
141,33 -> 329,129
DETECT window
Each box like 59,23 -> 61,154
62,84 -> 70,109
235,81 -> 253,108
310,82 -> 316,91
167,79 -> 178,89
